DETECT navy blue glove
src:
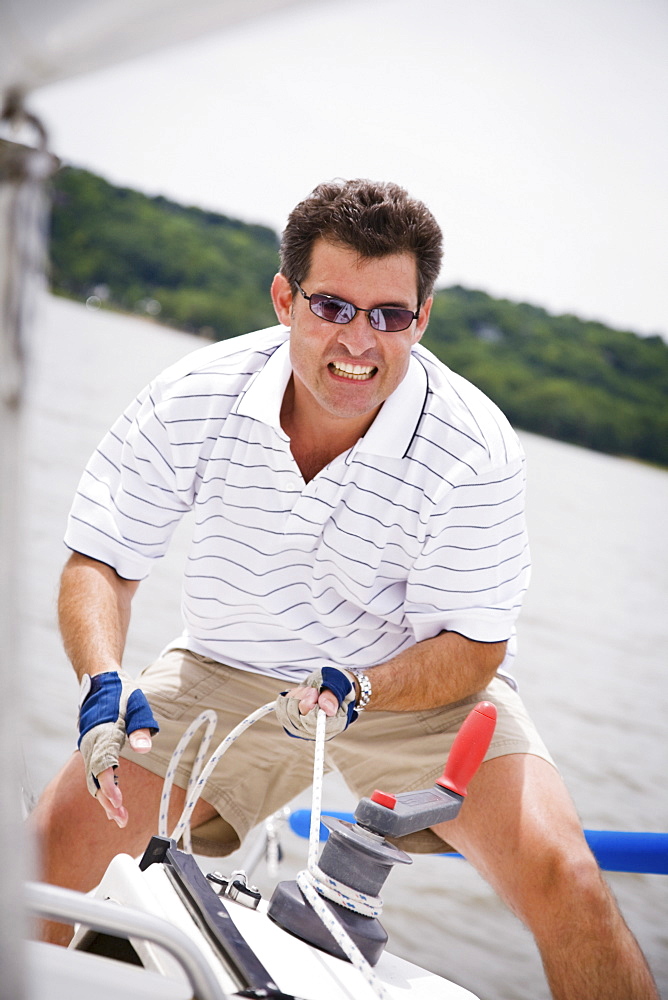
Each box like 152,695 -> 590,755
275,666 -> 359,741
78,670 -> 159,796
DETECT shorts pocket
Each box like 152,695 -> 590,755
415,692 -> 483,734
137,649 -> 232,722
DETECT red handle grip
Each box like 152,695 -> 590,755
436,701 -> 497,797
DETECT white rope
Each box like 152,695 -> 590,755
296,709 -> 390,999
307,708 -> 327,871
159,709 -> 217,852
160,701 -> 390,1000
161,702 -> 276,848
299,710 -> 383,919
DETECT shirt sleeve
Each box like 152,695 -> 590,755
64,382 -> 193,580
404,455 -> 531,643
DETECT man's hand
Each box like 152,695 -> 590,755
93,729 -> 153,826
78,671 -> 159,826
276,666 -> 359,740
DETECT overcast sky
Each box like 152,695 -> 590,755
30,0 -> 668,338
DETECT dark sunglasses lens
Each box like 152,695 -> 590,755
370,308 -> 415,332
310,294 -> 356,325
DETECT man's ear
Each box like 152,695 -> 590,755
413,295 -> 433,344
271,272 -> 294,326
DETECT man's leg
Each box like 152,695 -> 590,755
434,753 -> 658,1000
30,750 -> 218,945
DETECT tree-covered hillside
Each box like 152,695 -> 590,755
49,165 -> 668,466
422,289 -> 668,465
49,166 -> 279,338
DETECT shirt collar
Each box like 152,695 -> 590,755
357,352 -> 428,459
234,334 -> 428,459
233,336 -> 292,432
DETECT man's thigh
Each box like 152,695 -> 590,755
328,676 -> 555,853
433,752 -> 596,926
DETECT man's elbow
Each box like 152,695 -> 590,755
486,639 -> 508,672
453,633 -> 507,684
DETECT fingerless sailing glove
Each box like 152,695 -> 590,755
275,666 -> 359,741
77,670 -> 159,796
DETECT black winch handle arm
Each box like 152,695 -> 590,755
353,701 -> 497,839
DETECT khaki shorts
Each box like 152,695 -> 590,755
120,648 -> 555,856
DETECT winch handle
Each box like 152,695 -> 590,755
436,701 -> 497,798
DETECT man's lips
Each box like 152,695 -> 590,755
328,361 -> 378,381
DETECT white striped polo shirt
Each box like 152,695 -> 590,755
65,325 -> 530,683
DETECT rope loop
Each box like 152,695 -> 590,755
162,702 -> 276,850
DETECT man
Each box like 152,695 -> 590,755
33,179 -> 657,999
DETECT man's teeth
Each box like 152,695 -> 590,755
330,362 -> 376,380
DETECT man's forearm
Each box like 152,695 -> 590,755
58,552 -> 139,681
361,631 -> 507,712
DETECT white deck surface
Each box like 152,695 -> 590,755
72,852 -> 479,1000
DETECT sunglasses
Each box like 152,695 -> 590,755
295,281 -> 420,333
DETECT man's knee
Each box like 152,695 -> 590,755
530,833 -> 601,892
512,831 -> 615,933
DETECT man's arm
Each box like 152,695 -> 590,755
290,630 -> 507,718
58,552 -> 139,681
356,630 -> 506,711
58,551 -> 150,827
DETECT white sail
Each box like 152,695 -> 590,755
0,0 -> 313,93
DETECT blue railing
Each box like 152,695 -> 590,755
288,810 -> 668,875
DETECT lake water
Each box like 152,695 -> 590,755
19,294 -> 668,999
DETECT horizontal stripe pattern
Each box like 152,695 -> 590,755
65,326 -> 530,681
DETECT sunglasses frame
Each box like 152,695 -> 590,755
294,280 -> 420,333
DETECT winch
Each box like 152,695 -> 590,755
267,701 -> 497,965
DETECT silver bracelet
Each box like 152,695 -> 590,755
351,669 -> 372,711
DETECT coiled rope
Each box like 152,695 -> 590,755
159,702 -> 275,853
159,702 -> 390,1000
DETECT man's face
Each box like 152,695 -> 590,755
271,238 -> 432,428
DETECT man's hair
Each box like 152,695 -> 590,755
280,179 -> 443,305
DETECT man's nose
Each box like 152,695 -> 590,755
336,313 -> 377,355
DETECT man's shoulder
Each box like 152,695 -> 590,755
413,343 -> 524,470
